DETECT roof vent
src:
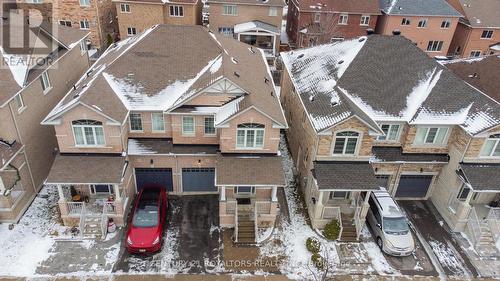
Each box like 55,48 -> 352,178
264,77 -> 269,84
309,95 -> 314,102
468,72 -> 478,78
392,29 -> 401,35
73,85 -> 77,90
249,47 -> 256,54
298,54 -> 304,59
366,28 -> 374,35
270,91 -> 274,97
234,71 -> 240,78
338,60 -> 344,64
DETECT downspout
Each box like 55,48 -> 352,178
94,0 -> 104,49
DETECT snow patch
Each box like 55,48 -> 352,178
127,139 -> 157,155
0,46 -> 29,87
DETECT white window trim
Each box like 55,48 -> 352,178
80,20 -> 90,30
89,185 -> 113,195
236,127 -> 265,149
120,3 -> 130,13
440,19 -> 451,29
79,40 -> 87,55
480,30 -> 493,40
169,5 -> 184,17
360,15 -> 370,26
129,113 -> 143,132
338,13 -> 348,25
182,116 -> 196,136
469,50 -> 481,57
417,18 -> 428,28
222,5 -> 237,16
376,123 -> 402,142
234,186 -> 256,195
72,124 -> 106,147
127,27 -> 137,36
151,113 -> 165,133
330,130 -> 362,156
41,71 -> 52,94
426,41 -> 444,52
79,0 -> 90,7
14,94 -> 26,113
314,13 -> 321,23
479,134 -> 500,158
401,18 -> 410,26
204,116 -> 216,136
329,191 -> 351,200
269,6 -> 278,16
413,126 -> 450,146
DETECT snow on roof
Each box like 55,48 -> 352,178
401,68 -> 442,121
0,47 -> 28,87
461,110 -> 499,135
411,103 -> 473,125
128,139 -> 158,155
215,96 -> 244,125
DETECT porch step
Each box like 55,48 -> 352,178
236,216 -> 256,244
340,218 -> 359,242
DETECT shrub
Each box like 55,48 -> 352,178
310,253 -> 325,270
306,237 -> 321,254
322,219 -> 341,241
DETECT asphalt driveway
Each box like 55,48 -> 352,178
113,195 -> 222,273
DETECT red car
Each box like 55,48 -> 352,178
126,186 -> 167,253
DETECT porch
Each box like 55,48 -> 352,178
234,20 -> 280,57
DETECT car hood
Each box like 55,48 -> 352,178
128,226 -> 159,246
385,231 -> 415,249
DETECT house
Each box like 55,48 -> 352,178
280,34 -> 500,254
0,17 -> 90,223
286,0 -> 380,48
206,0 -> 284,60
41,25 -> 287,242
375,0 -> 461,57
113,0 -> 203,39
16,0 -> 118,50
447,0 -> 500,58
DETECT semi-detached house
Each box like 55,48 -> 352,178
41,25 -> 287,243
280,34 -> 500,255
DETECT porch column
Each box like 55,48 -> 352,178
57,185 -> 66,202
273,34 -> 276,56
314,191 -> 324,219
113,184 -> 121,200
220,186 -> 226,201
271,186 -> 277,202
464,188 -> 474,206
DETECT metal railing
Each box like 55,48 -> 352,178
226,200 -> 237,215
255,201 -> 272,214
467,207 -> 482,246
254,204 -> 258,243
100,203 -> 108,240
234,203 -> 238,243
354,206 -> 362,240
447,194 -> 462,214
78,203 -> 86,238
67,202 -> 84,215
486,207 -> 500,240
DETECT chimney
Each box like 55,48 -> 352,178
366,28 -> 374,35
392,29 -> 401,35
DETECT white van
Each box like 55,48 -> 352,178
366,189 -> 415,256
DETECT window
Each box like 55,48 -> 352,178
456,184 -> 471,201
127,27 -> 137,36
236,123 -> 264,149
441,19 -> 451,28
417,18 -> 428,28
151,113 -> 165,132
360,15 -> 370,26
481,30 -> 493,39
469,50 -> 481,57
170,5 -> 184,17
269,6 -> 278,16
204,116 -> 215,135
79,0 -> 90,6
414,127 -> 449,145
480,134 -> 500,157
80,20 -> 90,30
377,124 -> 400,141
218,27 -> 234,35
427,41 -> 444,52
59,20 -> 72,27
223,5 -> 237,16
234,186 -> 255,194
333,131 -> 359,155
72,120 -> 105,146
14,94 -> 25,112
79,40 -> 87,54
90,185 -> 113,195
376,175 -> 390,188
330,37 -> 344,43
401,18 -> 410,26
120,3 -> 130,13
182,116 -> 195,135
314,13 -> 320,23
27,0 -> 43,3
40,72 -> 51,93
129,113 -> 143,131
329,191 -> 350,199
338,13 -> 348,25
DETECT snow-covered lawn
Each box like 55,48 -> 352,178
259,136 -> 398,279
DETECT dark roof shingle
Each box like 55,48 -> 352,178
460,163 -> 500,191
313,161 -> 381,190
216,154 -> 285,186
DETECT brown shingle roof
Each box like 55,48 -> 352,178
216,154 -> 285,186
313,161 -> 380,190
0,141 -> 23,169
449,0 -> 500,27
117,0 -> 198,3
46,155 -> 127,184
444,56 -> 500,103
291,0 -> 380,14
207,0 -> 284,7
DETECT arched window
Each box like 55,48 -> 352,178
236,123 -> 265,148
333,131 -> 359,155
72,119 -> 105,146
480,134 -> 500,157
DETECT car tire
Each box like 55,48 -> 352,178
377,237 -> 383,250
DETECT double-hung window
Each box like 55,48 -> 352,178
182,116 -> 195,135
72,120 -> 105,146
151,113 -> 165,132
377,124 -> 400,141
480,134 -> 500,157
234,186 -> 255,195
360,15 -> 370,26
441,19 -> 451,28
127,27 -> 137,36
218,27 -> 234,35
130,113 -> 143,131
481,30 -> 493,39
329,191 -> 350,199
120,3 -> 130,13
236,123 -> 264,149
59,20 -> 72,27
333,131 -> 359,155
14,94 -> 25,112
314,13 -> 321,23
90,185 -> 113,195
456,184 -> 471,201
41,72 -> 51,93
470,50 -> 481,57
80,0 -> 90,6
427,41 -> 444,52
223,5 -> 237,16
79,40 -> 87,54
417,18 -> 428,28
204,116 -> 215,135
80,20 -> 90,30
414,127 -> 449,145
170,5 -> 184,17
401,18 -> 410,26
338,13 -> 348,25
269,6 -> 278,16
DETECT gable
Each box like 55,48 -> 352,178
49,102 -> 120,126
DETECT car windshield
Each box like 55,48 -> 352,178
383,216 -> 409,234
132,201 -> 159,228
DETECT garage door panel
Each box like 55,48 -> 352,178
135,168 -> 173,192
182,168 -> 216,192
395,175 -> 433,198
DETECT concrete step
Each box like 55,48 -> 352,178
237,237 -> 256,244
238,232 -> 255,239
238,221 -> 254,226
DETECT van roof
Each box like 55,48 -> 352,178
372,190 -> 405,218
